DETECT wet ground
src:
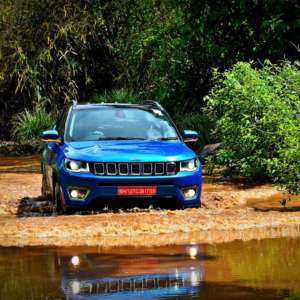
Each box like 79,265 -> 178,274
0,155 -> 300,247
1,237 -> 300,299
1,155 -> 300,300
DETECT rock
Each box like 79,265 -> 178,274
199,143 -> 222,159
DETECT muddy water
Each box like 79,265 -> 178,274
0,237 -> 300,300
1,155 -> 300,248
1,156 -> 300,298
0,155 -> 40,173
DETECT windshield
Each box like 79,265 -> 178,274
65,106 -> 179,142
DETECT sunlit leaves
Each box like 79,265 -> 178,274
206,61 -> 300,194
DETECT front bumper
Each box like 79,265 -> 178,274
59,167 -> 202,208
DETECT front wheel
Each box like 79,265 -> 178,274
41,172 -> 47,198
54,183 -> 73,214
54,183 -> 64,213
183,203 -> 201,209
41,165 -> 51,200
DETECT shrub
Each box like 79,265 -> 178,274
12,108 -> 54,142
206,61 -> 300,194
91,89 -> 138,104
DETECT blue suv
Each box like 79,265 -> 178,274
41,101 -> 202,212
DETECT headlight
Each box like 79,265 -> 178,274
180,158 -> 198,172
65,159 -> 89,172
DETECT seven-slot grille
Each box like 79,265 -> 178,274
91,162 -> 179,176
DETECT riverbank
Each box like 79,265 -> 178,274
0,155 -> 300,247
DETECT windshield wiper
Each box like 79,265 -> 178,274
98,137 -> 147,140
155,137 -> 179,141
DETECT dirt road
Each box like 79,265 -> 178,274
0,155 -> 300,247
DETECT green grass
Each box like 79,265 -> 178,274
12,108 -> 54,142
91,88 -> 138,104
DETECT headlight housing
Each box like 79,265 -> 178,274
180,158 -> 198,172
65,159 -> 89,173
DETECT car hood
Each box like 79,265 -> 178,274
64,140 -> 195,162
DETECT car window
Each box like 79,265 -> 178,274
66,106 -> 179,142
55,109 -> 68,136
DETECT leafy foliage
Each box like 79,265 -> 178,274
206,61 -> 300,194
0,0 -> 113,137
112,0 -> 300,114
12,107 -> 54,142
91,89 -> 138,104
0,0 -> 299,138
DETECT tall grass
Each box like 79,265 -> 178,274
91,88 -> 138,104
12,108 -> 54,142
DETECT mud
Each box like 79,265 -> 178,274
0,140 -> 41,156
2,209 -> 300,247
0,155 -> 300,247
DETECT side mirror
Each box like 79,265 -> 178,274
182,130 -> 198,143
41,130 -> 61,143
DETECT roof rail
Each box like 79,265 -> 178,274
142,100 -> 165,111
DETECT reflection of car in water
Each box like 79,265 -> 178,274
57,245 -> 204,299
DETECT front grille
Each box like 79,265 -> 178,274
92,162 -> 179,176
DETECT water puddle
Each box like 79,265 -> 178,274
0,237 -> 300,299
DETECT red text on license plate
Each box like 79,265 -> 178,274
117,186 -> 157,196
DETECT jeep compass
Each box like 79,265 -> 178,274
41,101 -> 202,211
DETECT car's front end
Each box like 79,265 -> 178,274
59,141 -> 201,209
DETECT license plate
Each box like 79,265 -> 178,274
117,186 -> 157,196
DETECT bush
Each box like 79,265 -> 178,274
206,61 -> 300,194
91,89 -> 138,104
12,108 -> 54,142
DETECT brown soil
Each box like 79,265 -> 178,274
0,155 -> 300,247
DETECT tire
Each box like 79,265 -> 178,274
54,183 -> 63,213
41,164 -> 48,198
41,173 -> 47,197
183,203 -> 201,209
54,183 -> 73,214
41,173 -> 52,200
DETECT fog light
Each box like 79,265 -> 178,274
71,256 -> 80,266
182,187 -> 196,199
69,188 -> 88,200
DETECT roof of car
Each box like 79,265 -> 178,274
72,101 -> 165,111
74,103 -> 142,108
